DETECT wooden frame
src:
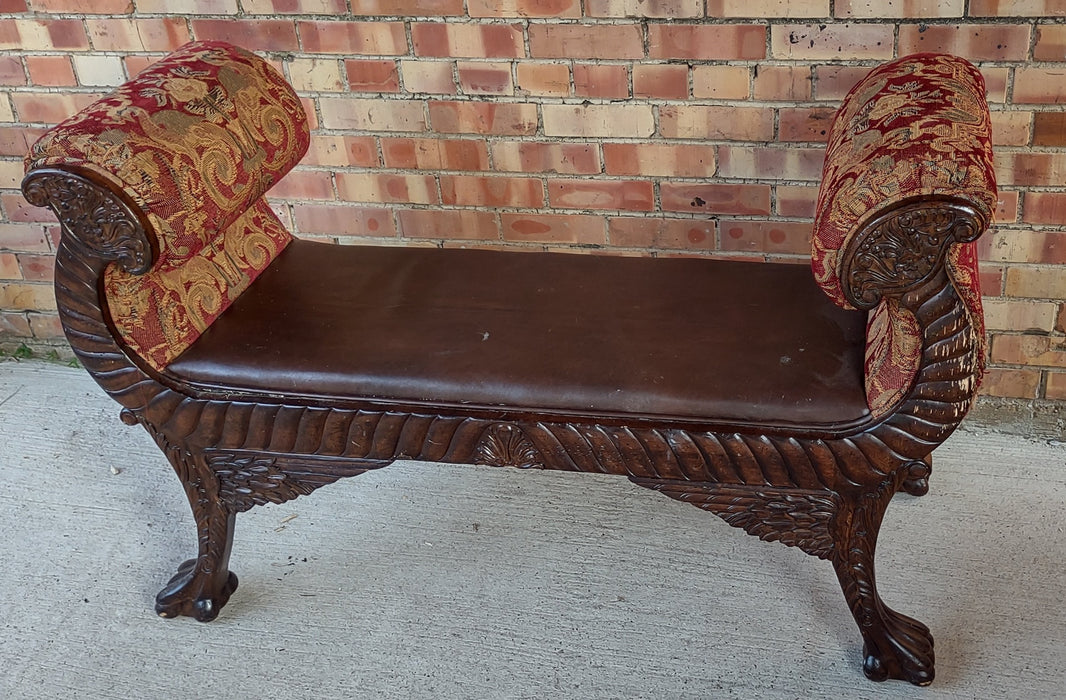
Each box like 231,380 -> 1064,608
23,163 -> 988,686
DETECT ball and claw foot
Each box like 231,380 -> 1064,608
900,459 -> 931,497
155,558 -> 239,622
860,607 -> 935,686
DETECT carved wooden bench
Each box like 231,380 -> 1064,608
22,42 -> 996,685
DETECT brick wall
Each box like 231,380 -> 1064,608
1,2 -> 1065,408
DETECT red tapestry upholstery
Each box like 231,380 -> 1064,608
25,41 -> 309,370
812,53 -> 996,416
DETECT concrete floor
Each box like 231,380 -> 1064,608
1,360 -> 1064,699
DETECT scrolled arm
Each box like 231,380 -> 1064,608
840,197 -> 986,311
22,167 -> 154,275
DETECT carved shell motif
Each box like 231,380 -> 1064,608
474,424 -> 544,469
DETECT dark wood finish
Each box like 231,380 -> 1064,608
23,166 -> 988,685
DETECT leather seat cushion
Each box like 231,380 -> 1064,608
165,240 -> 871,427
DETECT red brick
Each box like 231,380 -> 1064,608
348,0 -> 464,14
293,204 -> 395,238
603,143 -> 714,177
660,106 -> 774,141
1,18 -> 89,51
265,170 -> 335,201
0,126 -> 45,155
718,146 -> 826,181
1034,24 -> 1066,61
543,104 -> 654,138
86,18 -> 189,52
838,0 -> 964,16
981,68 -> 1009,103
11,92 -> 101,125
692,65 -> 750,99
516,62 -> 570,97
502,213 -> 605,244
984,299 -> 1060,333
661,183 -> 771,216
573,63 -> 629,99
609,216 -> 716,250
0,56 -> 23,88
707,0 -> 827,15
398,209 -> 499,241
440,175 -> 543,208
299,21 -> 406,55
123,56 -> 157,79
191,20 -> 298,51
1022,192 -> 1066,226
0,282 -> 55,311
1048,371 -> 1066,400
0,252 -> 20,280
400,60 -> 456,95
772,24 -> 892,60
995,152 -> 1066,187
1033,112 -> 1066,147
778,107 -> 836,142
814,65 -> 871,100
25,56 -> 75,87
0,223 -> 49,253
429,101 -> 537,135
776,185 -> 818,218
548,179 -> 654,212
345,59 -> 400,92
899,24 -> 1029,61
633,64 -> 688,99
990,111 -> 1031,147
412,22 -> 523,58
14,253 -> 52,282
754,65 -> 811,101
0,311 -> 31,338
136,0 -> 237,10
589,0 -> 701,16
971,0 -> 1066,17
529,23 -> 644,59
994,334 -> 1066,369
1014,69 -> 1066,104
382,137 -> 489,171
491,141 -> 601,174
319,97 -> 426,132
993,191 -> 1019,224
457,61 -> 514,95
243,0 -> 346,12
648,24 -> 766,60
468,0 -> 579,16
302,135 -> 378,168
980,264 -> 1004,296
980,368 -> 1041,399
27,312 -> 63,339
0,0 -> 27,11
336,172 -> 438,205
720,220 -> 811,255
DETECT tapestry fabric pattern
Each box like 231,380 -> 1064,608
25,41 -> 310,370
812,53 -> 996,416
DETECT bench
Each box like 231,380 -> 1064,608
22,41 -> 997,686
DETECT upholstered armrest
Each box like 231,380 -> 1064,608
811,53 -> 997,415
23,41 -> 309,371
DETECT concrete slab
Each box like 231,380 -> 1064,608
1,360 -> 1064,698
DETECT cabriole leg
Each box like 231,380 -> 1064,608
832,483 -> 935,685
151,436 -> 239,622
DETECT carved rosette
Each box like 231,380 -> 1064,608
842,200 -> 981,309
474,424 -> 544,469
22,169 -> 152,274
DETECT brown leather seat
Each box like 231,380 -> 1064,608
165,240 -> 870,427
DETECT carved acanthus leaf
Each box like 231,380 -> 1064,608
22,170 -> 152,274
843,202 -> 979,309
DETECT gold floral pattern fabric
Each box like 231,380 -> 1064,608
811,53 -> 995,416
26,41 -> 309,370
